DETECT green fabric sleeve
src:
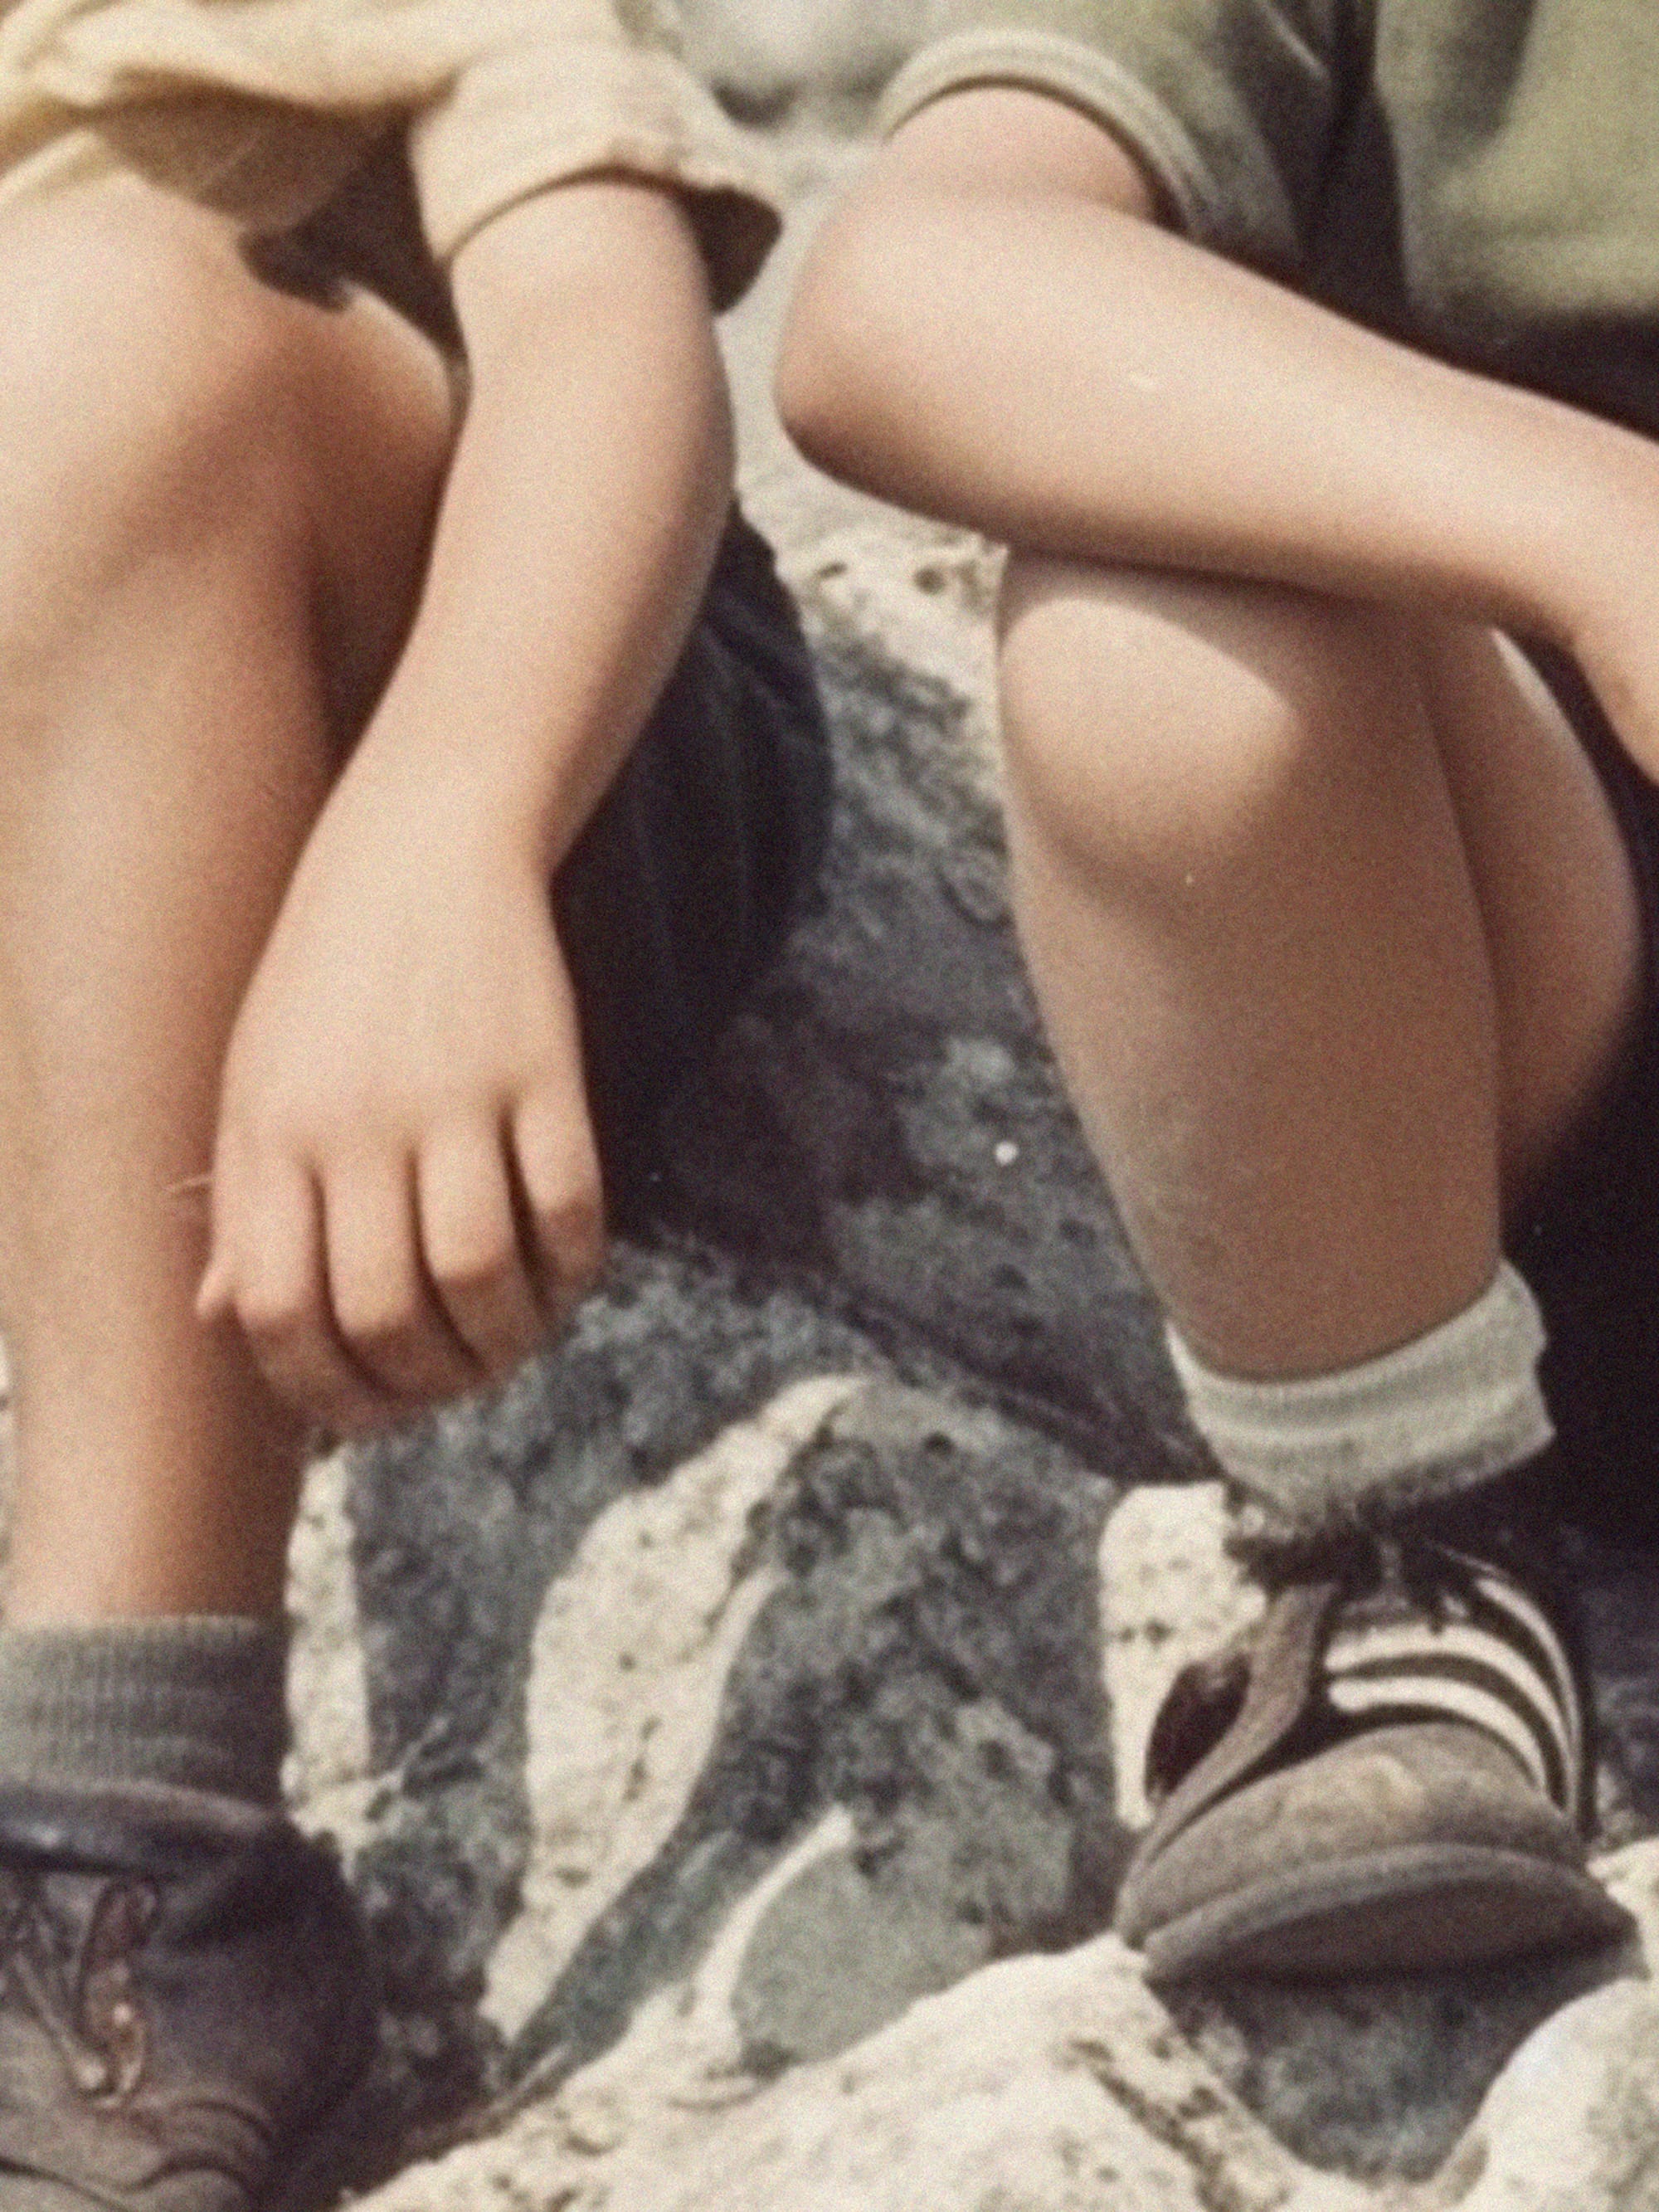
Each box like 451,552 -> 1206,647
876,0 -> 1352,280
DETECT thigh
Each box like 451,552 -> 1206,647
1417,621 -> 1646,1210
553,512 -> 831,1221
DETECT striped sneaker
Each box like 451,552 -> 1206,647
1113,1472 -> 1634,1981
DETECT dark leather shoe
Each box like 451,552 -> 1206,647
0,1781 -> 379,2210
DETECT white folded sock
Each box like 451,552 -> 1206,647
1166,1260 -> 1554,1536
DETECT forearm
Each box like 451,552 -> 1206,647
779,174 -> 1658,645
346,178 -> 732,871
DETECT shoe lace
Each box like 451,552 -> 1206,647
1144,1527 -> 1479,1806
0,1868 -> 158,2102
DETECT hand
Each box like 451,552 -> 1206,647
1546,434 -> 1659,785
197,766 -> 606,1436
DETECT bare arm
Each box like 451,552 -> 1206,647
353,176 -> 732,870
776,88 -> 1659,750
201,179 -> 734,1433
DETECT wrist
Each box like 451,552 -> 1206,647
1498,404 -> 1659,654
319,726 -> 552,885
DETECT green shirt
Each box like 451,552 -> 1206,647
878,2 -> 1659,437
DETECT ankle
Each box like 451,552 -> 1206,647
1168,1260 -> 1554,1544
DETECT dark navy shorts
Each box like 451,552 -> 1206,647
553,509 -> 830,1227
1511,650 -> 1659,1543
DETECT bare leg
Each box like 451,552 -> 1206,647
997,561 -> 1642,1380
1415,624 -> 1643,1205
0,178 -> 452,1623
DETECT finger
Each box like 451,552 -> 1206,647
510,1089 -> 607,1331
323,1153 -> 479,1406
212,1154 -> 398,1438
416,1119 -> 545,1381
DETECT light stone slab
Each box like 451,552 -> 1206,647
482,1375 -> 864,2036
284,1446 -> 374,1824
1098,1479 -> 1261,1826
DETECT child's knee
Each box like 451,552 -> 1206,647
0,179 -> 451,735
0,185 -> 327,575
997,554 -> 1404,894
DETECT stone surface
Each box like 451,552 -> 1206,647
1418,1969 -> 1659,2212
682,0 -> 927,115
502,1379 -> 1123,2097
1576,1532 -> 1659,1841
344,1842 -> 1659,2212
285,1446 -> 374,1825
332,1245 -> 910,2129
353,1930 -> 1367,2212
484,1375 -> 859,2038
322,1367 -> 1659,2209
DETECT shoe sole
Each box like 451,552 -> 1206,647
1140,1843 -> 1635,1983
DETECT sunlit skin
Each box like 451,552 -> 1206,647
0,169 -> 731,1622
776,85 -> 1647,1381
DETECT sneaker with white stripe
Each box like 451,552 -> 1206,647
1113,1473 -> 1632,1981
1320,1539 -> 1584,1825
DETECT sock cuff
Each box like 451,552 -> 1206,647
0,1617 -> 289,1807
1167,1260 -> 1554,1536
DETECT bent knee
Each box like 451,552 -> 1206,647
0,184 -> 326,553
0,177 -> 452,719
997,555 -> 1411,889
0,178 -> 449,588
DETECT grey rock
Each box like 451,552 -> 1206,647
1575,1532 -> 1659,1840
645,610 -> 1204,1484
484,1376 -> 859,2040
730,1842 -> 992,2069
1165,1945 -> 1634,2188
505,1381 -> 1124,2093
358,1932 -> 1354,2212
729,1693 -> 1079,2069
339,1244 -> 906,2128
681,0 -> 927,115
1418,1971 -> 1659,2212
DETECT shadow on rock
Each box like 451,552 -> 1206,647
1165,1937 -> 1640,2185
1577,1534 -> 1659,1839
647,616 -> 1206,1488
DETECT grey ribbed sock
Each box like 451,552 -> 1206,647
0,1617 -> 289,1806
